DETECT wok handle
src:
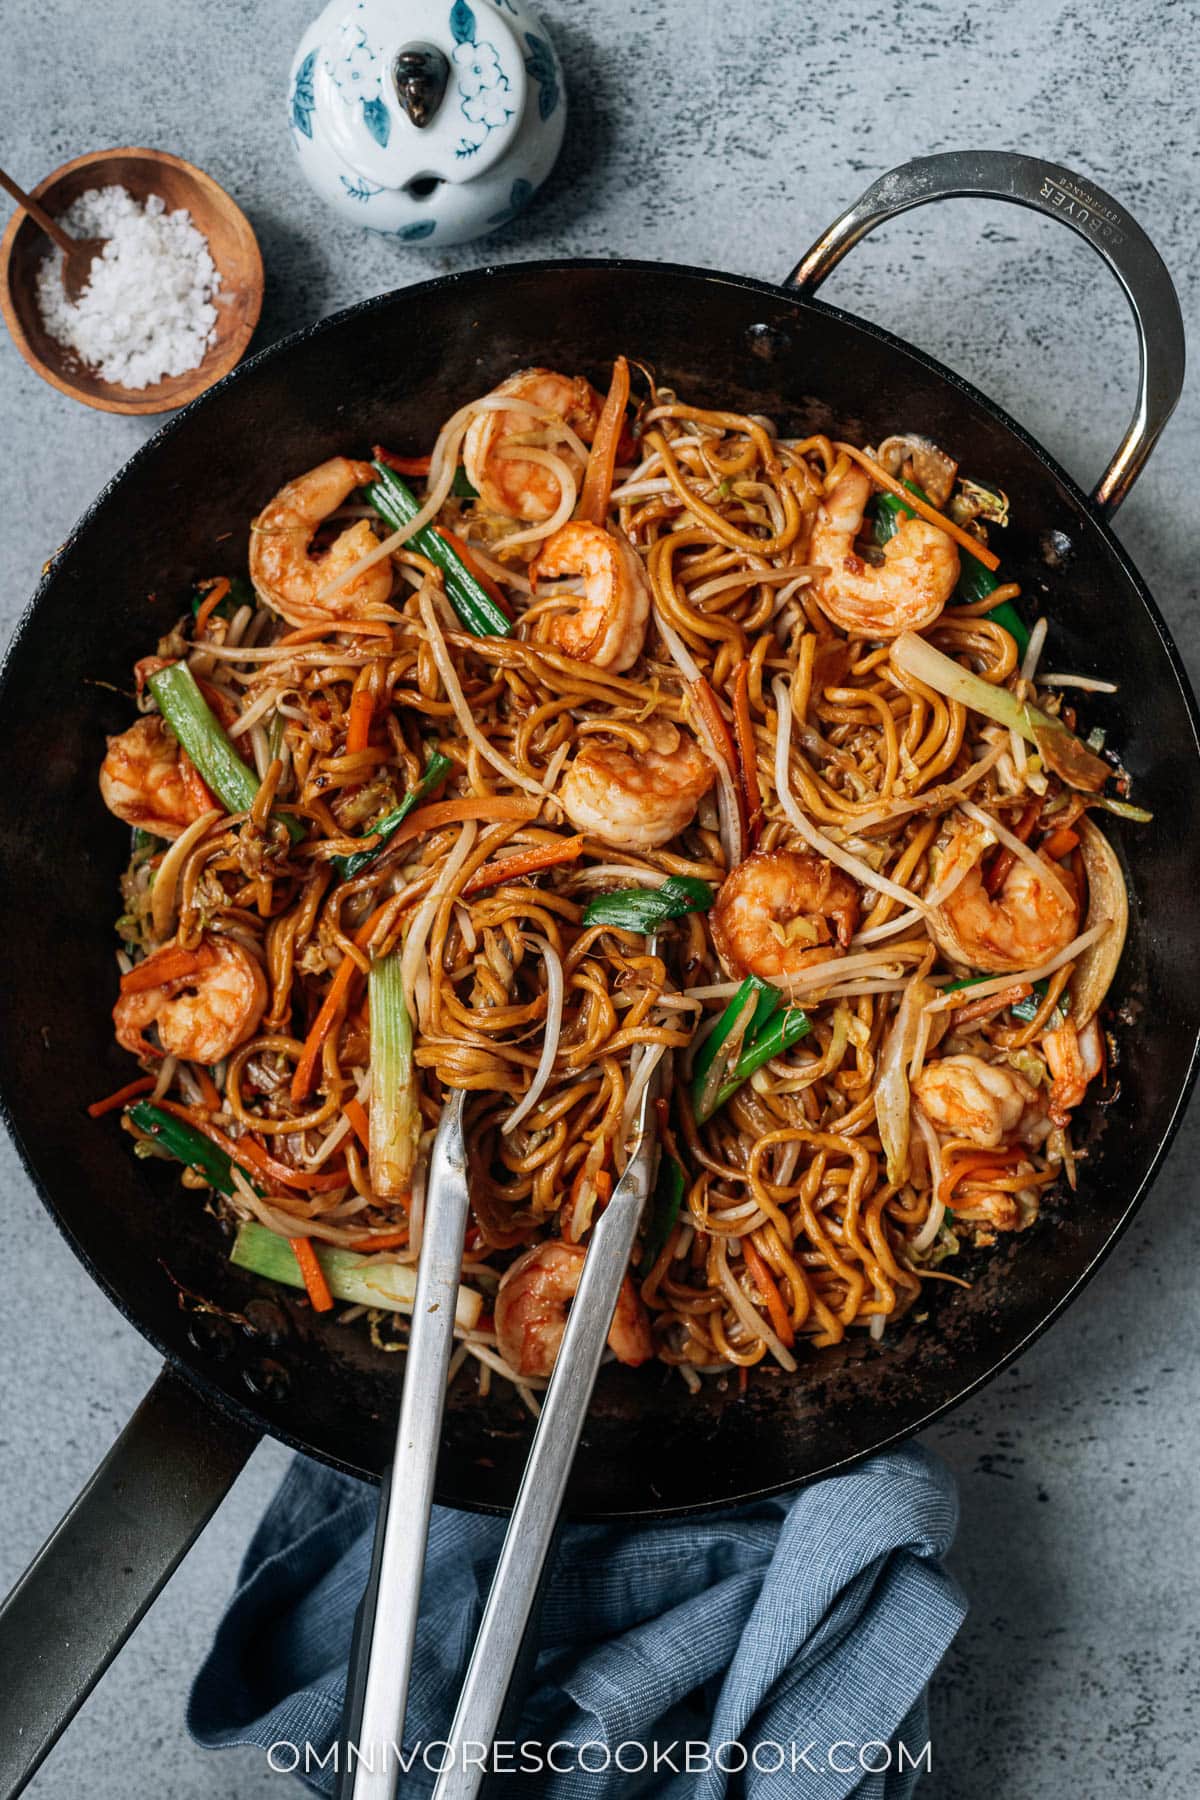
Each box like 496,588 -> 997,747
787,150 -> 1185,517
0,1364 -> 259,1799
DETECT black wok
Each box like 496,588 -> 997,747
0,152 -> 1196,1796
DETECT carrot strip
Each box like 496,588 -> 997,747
194,577 -> 231,638
837,442 -> 1001,571
290,955 -> 357,1104
434,526 -> 514,623
939,1147 -> 1025,1210
692,674 -> 747,836
373,448 -> 432,477
290,895 -> 400,1106
343,1096 -> 371,1151
234,1140 -> 349,1193
578,355 -> 630,526
462,834 -> 585,895
289,1235 -> 335,1312
743,1236 -> 795,1347
193,1064 -> 222,1110
87,1075 -> 157,1118
151,1099 -> 350,1192
730,660 -> 763,846
346,1228 -> 409,1251
983,797 -> 1042,897
353,899 -> 396,947
692,676 -> 739,776
276,619 -> 394,646
345,684 -> 374,754
120,942 -> 211,995
380,795 -> 538,860
1041,825 -> 1081,860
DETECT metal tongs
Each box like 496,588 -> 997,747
433,1052 -> 662,1800
337,1031 -> 661,1800
336,1088 -> 472,1800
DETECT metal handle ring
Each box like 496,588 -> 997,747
788,151 -> 1185,517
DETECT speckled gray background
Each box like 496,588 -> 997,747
1,0 -> 1198,1795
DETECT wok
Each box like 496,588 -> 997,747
0,152 -> 1195,1795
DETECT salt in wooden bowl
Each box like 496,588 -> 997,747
0,147 -> 264,416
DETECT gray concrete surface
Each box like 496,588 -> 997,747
1,0 -> 1198,1794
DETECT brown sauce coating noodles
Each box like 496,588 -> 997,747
96,364 -> 1129,1398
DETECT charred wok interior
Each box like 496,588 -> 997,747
2,262 -> 1199,1514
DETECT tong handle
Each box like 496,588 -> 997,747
431,1157 -> 653,1800
337,1089 -> 470,1800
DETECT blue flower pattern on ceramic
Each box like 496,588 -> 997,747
488,176 -> 534,225
362,96 -> 390,145
367,218 -> 437,241
523,31 -> 558,122
292,0 -> 560,245
325,15 -> 392,147
339,174 -> 383,201
449,0 -> 515,159
290,50 -> 317,139
449,0 -> 476,42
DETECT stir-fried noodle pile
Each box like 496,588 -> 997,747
95,360 -> 1137,1409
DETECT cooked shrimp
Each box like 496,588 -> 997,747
530,521 -> 650,672
463,368 -> 603,522
710,850 -> 860,984
1043,1017 -> 1104,1125
558,720 -> 712,850
810,467 -> 959,638
494,1239 -> 653,1379
913,1053 -> 1038,1148
113,935 -> 267,1063
100,716 -> 211,841
930,825 -> 1080,973
249,457 -> 393,626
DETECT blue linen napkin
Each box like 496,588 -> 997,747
188,1443 -> 964,1798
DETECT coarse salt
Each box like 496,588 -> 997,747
35,185 -> 221,389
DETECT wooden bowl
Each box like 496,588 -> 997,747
0,147 -> 264,415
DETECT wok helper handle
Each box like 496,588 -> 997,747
788,151 -> 1185,516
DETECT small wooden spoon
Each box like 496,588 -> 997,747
0,163 -> 104,301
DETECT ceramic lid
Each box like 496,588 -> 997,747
307,0 -> 529,187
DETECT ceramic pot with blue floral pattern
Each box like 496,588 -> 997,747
289,0 -> 565,245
